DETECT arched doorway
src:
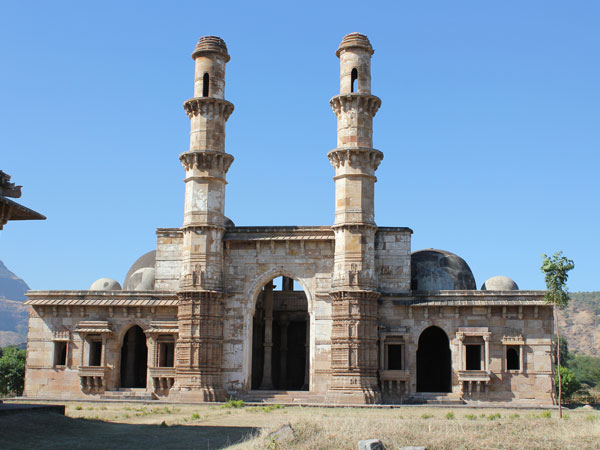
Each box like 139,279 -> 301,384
251,276 -> 309,391
417,326 -> 451,392
120,325 -> 148,388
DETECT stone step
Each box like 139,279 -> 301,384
240,390 -> 319,404
405,393 -> 465,405
101,390 -> 155,401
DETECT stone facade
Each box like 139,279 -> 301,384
23,34 -> 554,405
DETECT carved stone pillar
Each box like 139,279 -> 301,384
174,291 -> 225,401
279,313 -> 289,389
260,281 -> 275,389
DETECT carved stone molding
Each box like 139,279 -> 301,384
330,93 -> 381,118
331,267 -> 378,290
328,147 -> 383,171
180,150 -> 234,173
183,97 -> 234,120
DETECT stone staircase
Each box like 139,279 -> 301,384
240,390 -> 323,404
101,388 -> 156,401
405,392 -> 465,405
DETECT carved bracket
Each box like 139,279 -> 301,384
330,93 -> 381,118
180,150 -> 234,173
328,148 -> 383,171
183,97 -> 234,120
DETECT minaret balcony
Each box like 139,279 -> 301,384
330,93 -> 381,118
184,97 -> 234,120
328,147 -> 383,173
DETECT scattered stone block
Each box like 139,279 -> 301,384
358,439 -> 384,450
267,423 -> 295,443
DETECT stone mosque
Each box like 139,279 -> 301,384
24,33 -> 554,405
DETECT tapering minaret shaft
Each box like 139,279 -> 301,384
174,36 -> 234,402
327,33 -> 382,404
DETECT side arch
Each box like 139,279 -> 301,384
416,325 -> 452,393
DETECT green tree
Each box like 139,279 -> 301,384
0,346 -> 26,396
541,251 -> 574,418
555,366 -> 580,399
569,354 -> 600,388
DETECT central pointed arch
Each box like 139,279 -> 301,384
249,273 -> 310,391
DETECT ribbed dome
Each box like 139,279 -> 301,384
192,36 -> 230,61
481,276 -> 519,291
411,249 -> 476,291
336,32 -> 374,57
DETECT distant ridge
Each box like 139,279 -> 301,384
0,260 -> 30,346
0,260 -> 29,302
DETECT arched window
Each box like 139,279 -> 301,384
202,73 -> 209,97
351,68 -> 358,93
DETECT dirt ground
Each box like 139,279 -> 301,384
0,401 -> 599,449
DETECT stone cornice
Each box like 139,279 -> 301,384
330,93 -> 381,118
379,290 -> 548,306
179,150 -> 234,173
328,147 -> 383,171
183,97 -> 234,120
25,291 -> 177,306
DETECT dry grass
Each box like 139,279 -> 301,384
2,401 -> 599,449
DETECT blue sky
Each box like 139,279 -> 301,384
1,1 -> 598,291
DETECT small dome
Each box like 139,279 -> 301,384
336,32 -> 374,57
481,276 -> 519,291
90,278 -> 121,291
126,267 -> 155,291
123,250 -> 155,289
192,36 -> 230,61
224,216 -> 235,228
411,249 -> 476,291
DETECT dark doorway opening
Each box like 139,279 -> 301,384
120,325 -> 148,388
252,276 -> 309,391
417,326 -> 451,392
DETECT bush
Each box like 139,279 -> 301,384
222,398 -> 245,408
445,412 -> 455,420
0,346 -> 26,396
556,365 -> 581,399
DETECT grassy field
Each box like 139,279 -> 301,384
1,401 -> 599,449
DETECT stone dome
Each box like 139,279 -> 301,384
411,249 -> 476,291
126,267 -> 155,291
90,278 -> 122,291
481,275 -> 519,291
123,250 -> 155,289
336,32 -> 374,56
192,36 -> 230,61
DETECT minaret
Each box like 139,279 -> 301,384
326,33 -> 382,404
174,36 -> 234,402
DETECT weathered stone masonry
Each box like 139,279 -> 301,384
23,33 -> 554,405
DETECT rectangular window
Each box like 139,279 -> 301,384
158,342 -> 175,367
54,342 -> 67,367
387,344 -> 403,370
88,340 -> 102,366
506,346 -> 520,371
466,345 -> 482,370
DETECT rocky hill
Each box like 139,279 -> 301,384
0,260 -> 30,346
559,291 -> 600,357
